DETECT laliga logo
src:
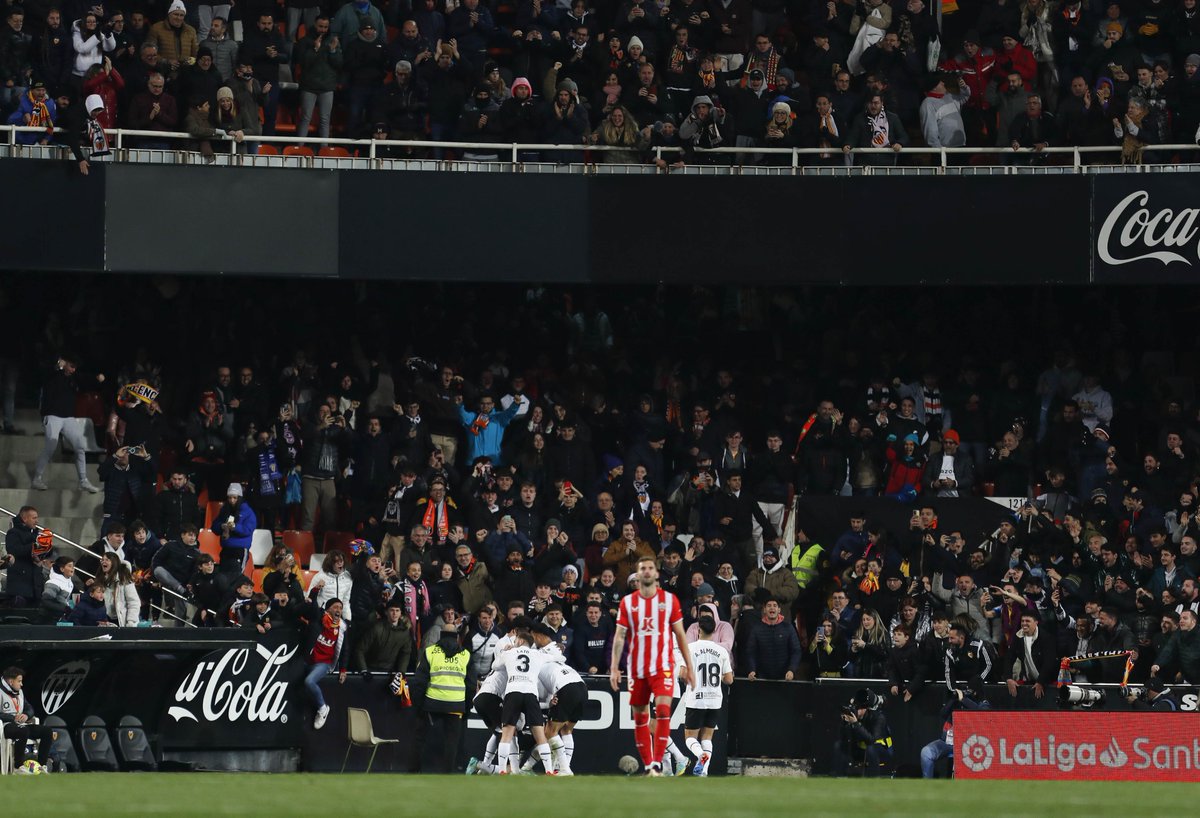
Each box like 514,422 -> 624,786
168,643 -> 296,724
40,660 -> 90,715
1097,191 -> 1200,267
961,735 -> 994,772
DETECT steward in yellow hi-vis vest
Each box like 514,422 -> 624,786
412,624 -> 475,773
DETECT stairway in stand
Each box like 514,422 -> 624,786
0,408 -> 105,549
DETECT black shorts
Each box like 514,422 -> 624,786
548,681 -> 587,724
502,691 -> 544,728
474,692 -> 503,730
685,707 -> 720,730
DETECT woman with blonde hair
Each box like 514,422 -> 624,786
849,608 -> 890,677
591,105 -> 648,163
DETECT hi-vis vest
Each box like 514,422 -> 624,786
790,543 -> 825,589
425,644 -> 469,704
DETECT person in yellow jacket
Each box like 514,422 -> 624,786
411,623 -> 475,772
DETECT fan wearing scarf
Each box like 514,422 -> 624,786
458,393 -> 524,465
843,92 -> 907,165
6,81 -> 56,145
62,93 -> 112,175
304,597 -> 350,730
1,666 -> 55,772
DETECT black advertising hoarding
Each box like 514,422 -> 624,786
158,634 -> 306,748
1092,175 -> 1200,283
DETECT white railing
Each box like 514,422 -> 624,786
4,124 -> 1200,173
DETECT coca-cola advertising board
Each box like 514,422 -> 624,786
955,711 -> 1200,781
160,635 -> 305,747
1093,177 -> 1200,283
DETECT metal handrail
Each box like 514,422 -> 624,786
5,123 -> 1200,170
0,504 -> 201,627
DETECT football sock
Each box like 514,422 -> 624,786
667,738 -> 688,764
560,734 -> 575,772
634,710 -> 653,768
701,739 -> 713,754
686,737 -> 704,759
653,703 -> 672,764
536,743 -> 553,772
496,742 -> 511,773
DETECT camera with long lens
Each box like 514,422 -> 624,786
1058,685 -> 1105,708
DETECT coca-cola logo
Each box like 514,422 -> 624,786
1097,190 -> 1199,267
41,660 -> 90,715
168,643 -> 296,724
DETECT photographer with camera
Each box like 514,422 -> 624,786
1125,675 -> 1181,711
98,442 -> 155,535
831,688 -> 893,777
921,687 -> 991,778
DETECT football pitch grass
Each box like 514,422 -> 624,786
1,774 -> 1193,817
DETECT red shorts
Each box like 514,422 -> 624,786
629,671 -> 673,707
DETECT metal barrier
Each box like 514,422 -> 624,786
6,124 -> 1200,174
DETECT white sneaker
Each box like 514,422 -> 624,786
32,477 -> 48,491
79,479 -> 100,494
313,704 -> 330,730
14,766 -> 32,775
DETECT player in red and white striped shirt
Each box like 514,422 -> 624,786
610,556 -> 696,776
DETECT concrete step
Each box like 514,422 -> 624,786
0,487 -> 104,518
0,461 -> 101,490
0,433 -> 59,459
34,516 -> 102,548
2,409 -> 106,453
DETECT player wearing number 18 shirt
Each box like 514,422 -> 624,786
683,611 -> 734,776
610,556 -> 696,776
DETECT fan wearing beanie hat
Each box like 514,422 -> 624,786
216,481 -> 257,572
927,428 -> 974,498
149,0 -> 199,71
744,541 -> 800,608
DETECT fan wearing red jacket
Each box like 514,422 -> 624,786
995,34 -> 1037,90
610,556 -> 696,776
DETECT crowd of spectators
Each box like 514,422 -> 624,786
3,0 -> 1200,164
1,279 -> 1199,699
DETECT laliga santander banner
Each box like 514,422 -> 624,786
955,712 -> 1200,782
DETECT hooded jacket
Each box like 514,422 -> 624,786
684,601 -> 736,656
743,556 -> 801,607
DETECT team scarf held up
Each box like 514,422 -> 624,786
123,382 -> 159,406
257,445 -> 280,496
868,108 -> 890,146
422,497 -> 451,542
25,91 -> 53,131
469,412 -> 490,436
88,113 -> 111,157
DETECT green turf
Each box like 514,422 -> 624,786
1,774 -> 1193,817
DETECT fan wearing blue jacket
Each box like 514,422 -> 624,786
215,482 -> 256,574
459,394 -> 524,465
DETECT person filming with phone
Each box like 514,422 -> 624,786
98,441 -> 156,535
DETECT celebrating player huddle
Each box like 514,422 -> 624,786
467,556 -> 729,777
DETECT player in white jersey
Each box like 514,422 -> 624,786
683,610 -> 733,776
468,616 -> 534,776
497,629 -> 555,775
467,665 -> 511,775
532,623 -> 587,775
